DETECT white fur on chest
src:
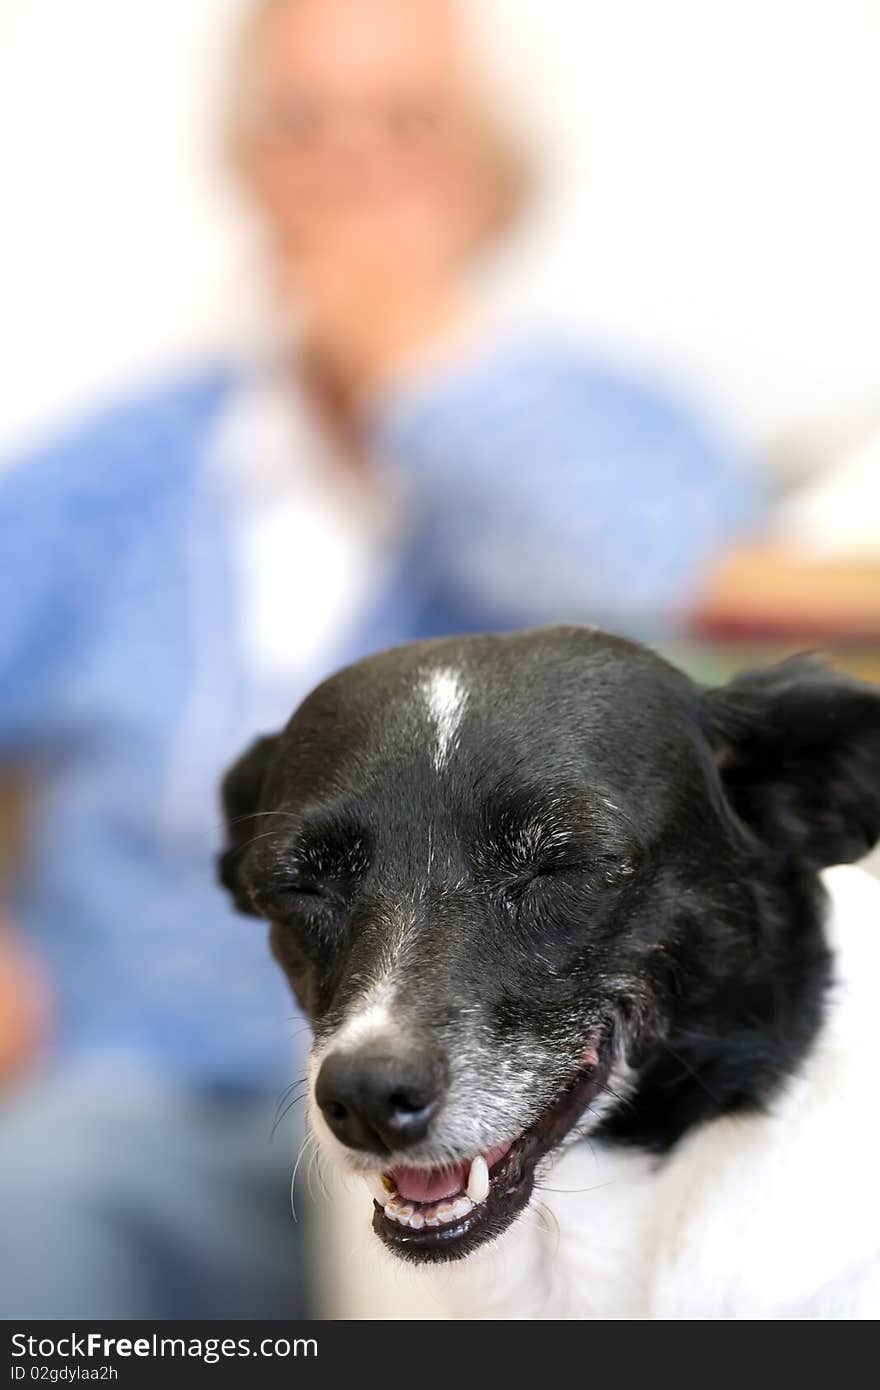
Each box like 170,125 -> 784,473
441,867 -> 880,1319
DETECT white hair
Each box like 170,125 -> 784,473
460,0 -> 565,195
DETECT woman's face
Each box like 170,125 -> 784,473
236,0 -> 515,260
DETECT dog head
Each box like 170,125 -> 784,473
219,626 -> 880,1261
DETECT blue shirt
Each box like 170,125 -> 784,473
0,346 -> 760,1088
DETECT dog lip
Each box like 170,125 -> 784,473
372,1036 -> 611,1263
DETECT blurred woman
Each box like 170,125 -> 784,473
0,0 -> 780,1319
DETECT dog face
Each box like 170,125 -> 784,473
220,626 -> 880,1262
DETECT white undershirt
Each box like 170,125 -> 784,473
160,361 -> 394,845
212,361 -> 394,734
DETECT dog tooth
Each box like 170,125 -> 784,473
364,1174 -> 390,1206
408,1211 -> 425,1229
424,1209 -> 441,1227
452,1196 -> 474,1219
435,1202 -> 454,1224
467,1154 -> 490,1204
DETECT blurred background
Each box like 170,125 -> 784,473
0,0 -> 878,1322
3,0 -> 880,461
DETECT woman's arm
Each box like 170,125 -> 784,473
0,913 -> 48,1087
696,544 -> 880,636
371,344 -> 762,629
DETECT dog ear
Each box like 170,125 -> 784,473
218,733 -> 280,915
704,656 -> 880,870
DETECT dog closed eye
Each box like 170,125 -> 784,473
502,853 -> 637,909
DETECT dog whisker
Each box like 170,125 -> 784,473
289,1131 -> 317,1224
306,1142 -> 325,1207
536,1178 -> 617,1196
271,1090 -> 309,1140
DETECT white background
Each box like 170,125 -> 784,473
1,0 -> 879,461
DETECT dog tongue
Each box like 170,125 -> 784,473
391,1162 -> 468,1204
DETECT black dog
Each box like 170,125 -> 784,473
220,626 -> 880,1317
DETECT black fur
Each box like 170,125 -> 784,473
219,734 -> 279,917
219,627 -> 880,1195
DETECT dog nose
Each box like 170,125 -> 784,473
315,1048 -> 446,1154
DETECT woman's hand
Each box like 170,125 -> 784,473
0,924 -> 49,1088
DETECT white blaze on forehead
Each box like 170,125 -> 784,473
421,666 -> 468,770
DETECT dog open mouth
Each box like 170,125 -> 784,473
367,1041 -> 610,1262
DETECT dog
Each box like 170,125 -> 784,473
219,626 -> 880,1318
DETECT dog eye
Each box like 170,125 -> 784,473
283,879 -> 340,907
251,877 -> 341,918
285,879 -> 327,898
508,852 -> 635,905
